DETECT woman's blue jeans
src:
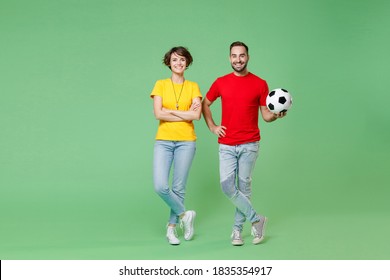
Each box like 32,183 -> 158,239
219,142 -> 261,232
153,140 -> 196,225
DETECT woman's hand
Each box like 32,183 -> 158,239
190,99 -> 201,111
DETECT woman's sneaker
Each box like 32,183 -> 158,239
251,216 -> 267,245
231,229 -> 244,246
180,210 -> 196,240
166,226 -> 180,245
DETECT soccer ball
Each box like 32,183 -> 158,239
266,88 -> 293,113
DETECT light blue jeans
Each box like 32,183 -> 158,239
153,140 -> 196,225
219,142 -> 261,232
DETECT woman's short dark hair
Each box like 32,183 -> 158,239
230,41 -> 249,54
163,46 -> 193,69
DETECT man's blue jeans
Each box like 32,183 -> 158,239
153,140 -> 196,225
219,142 -> 261,231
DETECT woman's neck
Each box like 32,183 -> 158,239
171,73 -> 185,84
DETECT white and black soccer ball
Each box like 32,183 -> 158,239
266,88 -> 293,113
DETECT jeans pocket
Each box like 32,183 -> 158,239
245,142 -> 259,153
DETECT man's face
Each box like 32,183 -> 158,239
230,46 -> 249,74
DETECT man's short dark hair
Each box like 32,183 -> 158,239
230,41 -> 249,54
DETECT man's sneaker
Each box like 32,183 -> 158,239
180,210 -> 196,240
166,226 -> 180,245
251,216 -> 267,245
231,229 -> 244,246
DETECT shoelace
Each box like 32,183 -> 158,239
232,230 -> 241,240
180,217 -> 188,232
168,227 -> 178,237
251,226 -> 261,237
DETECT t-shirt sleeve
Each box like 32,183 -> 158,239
192,82 -> 202,100
260,80 -> 269,106
205,79 -> 220,102
150,80 -> 163,98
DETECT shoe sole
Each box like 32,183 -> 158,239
252,217 -> 267,245
184,211 -> 196,241
232,241 -> 244,246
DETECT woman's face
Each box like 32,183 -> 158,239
170,52 -> 187,75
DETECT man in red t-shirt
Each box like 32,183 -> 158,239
202,41 -> 286,246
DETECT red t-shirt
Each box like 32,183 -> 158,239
206,72 -> 269,145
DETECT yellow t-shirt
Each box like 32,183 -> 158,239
150,79 -> 202,141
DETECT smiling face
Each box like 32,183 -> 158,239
230,46 -> 249,76
169,52 -> 187,75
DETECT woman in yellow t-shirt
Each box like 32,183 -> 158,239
150,46 -> 202,245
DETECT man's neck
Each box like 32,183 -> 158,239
233,70 -> 249,77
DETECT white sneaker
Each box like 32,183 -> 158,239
251,216 -> 267,245
231,229 -> 244,246
180,210 -> 196,240
166,226 -> 180,245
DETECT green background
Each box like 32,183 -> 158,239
1,0 -> 389,260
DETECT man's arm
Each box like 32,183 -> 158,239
260,106 -> 287,122
202,97 -> 226,137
